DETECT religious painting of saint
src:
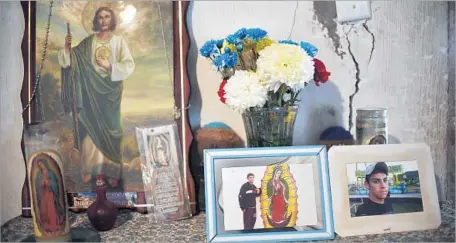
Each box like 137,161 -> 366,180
59,4 -> 136,189
28,151 -> 69,241
260,164 -> 298,229
29,0 -> 184,203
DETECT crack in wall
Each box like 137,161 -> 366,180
346,22 -> 376,133
363,22 -> 375,65
287,1 -> 299,39
346,26 -> 361,133
313,3 -> 376,133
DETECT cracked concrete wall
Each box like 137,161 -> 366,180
188,1 -> 453,199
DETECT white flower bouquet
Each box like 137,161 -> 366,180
199,28 -> 331,113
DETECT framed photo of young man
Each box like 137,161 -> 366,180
204,146 -> 335,243
20,0 -> 196,215
328,143 -> 441,237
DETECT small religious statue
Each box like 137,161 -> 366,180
28,151 -> 70,242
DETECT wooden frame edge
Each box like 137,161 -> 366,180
173,0 -> 196,215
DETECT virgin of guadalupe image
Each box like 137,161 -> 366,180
31,155 -> 67,234
149,134 -> 171,167
58,5 -> 135,189
261,164 -> 298,228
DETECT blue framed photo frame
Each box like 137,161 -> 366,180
204,145 -> 335,242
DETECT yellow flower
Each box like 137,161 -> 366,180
222,40 -> 237,53
255,37 -> 275,53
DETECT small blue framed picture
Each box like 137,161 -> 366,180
204,145 -> 335,242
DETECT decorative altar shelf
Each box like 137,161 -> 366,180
1,201 -> 454,242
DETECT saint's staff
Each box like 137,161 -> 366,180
66,22 -> 80,150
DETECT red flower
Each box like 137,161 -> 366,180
218,79 -> 228,103
313,58 -> 331,86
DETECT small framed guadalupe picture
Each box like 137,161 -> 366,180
328,143 -> 441,237
203,146 -> 335,242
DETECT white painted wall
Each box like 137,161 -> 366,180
188,1 -> 453,200
0,1 -> 453,225
0,2 -> 26,225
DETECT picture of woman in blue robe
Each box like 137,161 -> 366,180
35,159 -> 65,232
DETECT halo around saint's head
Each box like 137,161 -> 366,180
81,2 -> 138,35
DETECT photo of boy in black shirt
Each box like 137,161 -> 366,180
238,173 -> 261,229
355,162 -> 394,216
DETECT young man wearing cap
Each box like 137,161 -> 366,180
355,162 -> 394,216
238,173 -> 261,230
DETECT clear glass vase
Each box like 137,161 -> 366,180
241,106 -> 299,147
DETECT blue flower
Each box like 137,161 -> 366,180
213,56 -> 223,70
236,43 -> 243,51
279,40 -> 299,46
246,28 -> 268,40
226,34 -> 239,44
213,52 -> 238,71
224,47 -> 231,53
227,28 -> 249,44
223,52 -> 238,68
215,39 -> 224,48
234,28 -> 247,39
300,41 -> 318,57
199,40 -> 220,57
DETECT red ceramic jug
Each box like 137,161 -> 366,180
87,174 -> 118,231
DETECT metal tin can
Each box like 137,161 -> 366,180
356,108 -> 388,145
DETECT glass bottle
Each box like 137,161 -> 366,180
356,108 -> 388,145
87,174 -> 118,231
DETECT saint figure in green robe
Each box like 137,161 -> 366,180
58,6 -> 135,188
